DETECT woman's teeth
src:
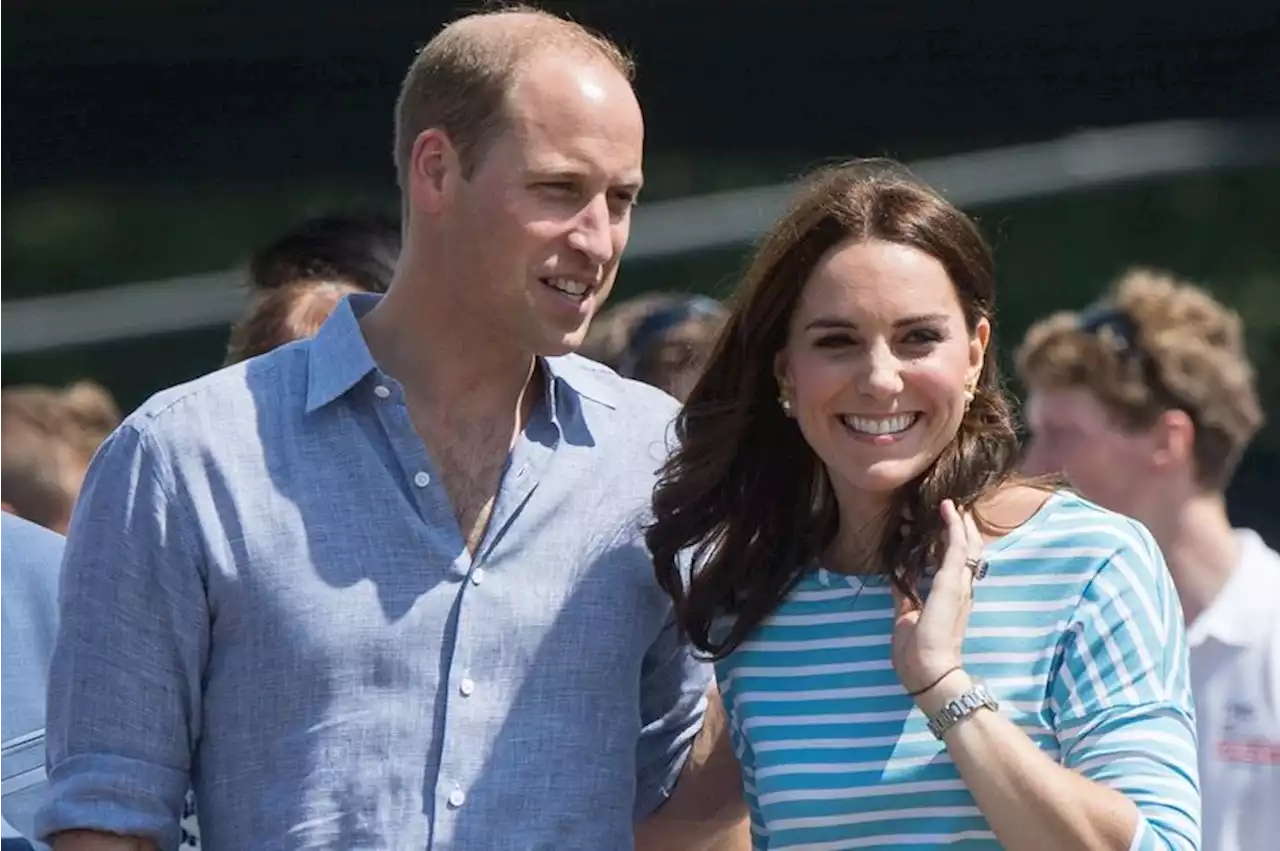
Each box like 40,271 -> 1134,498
840,413 -> 919,435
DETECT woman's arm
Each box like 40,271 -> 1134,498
892,501 -> 1199,851
914,669 -> 1148,851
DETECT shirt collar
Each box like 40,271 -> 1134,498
305,292 -> 380,413
541,354 -> 620,414
305,293 -> 622,416
1188,528 -> 1280,648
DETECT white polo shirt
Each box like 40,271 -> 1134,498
1187,529 -> 1280,851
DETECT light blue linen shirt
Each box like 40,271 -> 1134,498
37,293 -> 711,851
2,514 -> 64,847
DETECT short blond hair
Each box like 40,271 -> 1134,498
393,5 -> 634,188
1016,268 -> 1263,488
2,381 -> 121,529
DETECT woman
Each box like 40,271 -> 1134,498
647,161 -> 1200,850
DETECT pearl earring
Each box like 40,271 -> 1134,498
778,394 -> 794,416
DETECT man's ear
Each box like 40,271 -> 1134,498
407,128 -> 462,216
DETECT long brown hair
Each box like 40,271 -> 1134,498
646,161 -> 1021,659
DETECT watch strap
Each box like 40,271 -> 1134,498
926,683 -> 999,739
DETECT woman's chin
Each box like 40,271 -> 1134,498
835,459 -> 931,499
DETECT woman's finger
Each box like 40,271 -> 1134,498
891,584 -> 920,620
961,509 -> 988,582
963,510 -> 983,555
936,499 -> 969,580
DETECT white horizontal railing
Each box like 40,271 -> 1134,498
3,118 -> 1277,355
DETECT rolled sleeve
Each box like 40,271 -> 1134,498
35,422 -> 208,848
633,606 -> 713,820
1050,528 -> 1201,851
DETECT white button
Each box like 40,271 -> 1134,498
470,568 -> 485,586
413,471 -> 430,487
447,788 -> 466,808
459,677 -> 475,697
373,385 -> 391,399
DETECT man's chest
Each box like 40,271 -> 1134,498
406,399 -> 519,552
198,458 -> 668,683
1191,638 -> 1280,851
1192,640 -> 1280,768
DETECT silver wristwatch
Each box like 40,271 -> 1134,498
926,683 -> 999,739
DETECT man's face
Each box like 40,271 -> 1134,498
442,51 -> 645,357
1023,386 -> 1155,516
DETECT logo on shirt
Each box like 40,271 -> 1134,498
1217,700 -> 1280,765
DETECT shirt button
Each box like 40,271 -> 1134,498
447,788 -> 466,808
460,677 -> 475,697
373,385 -> 391,399
470,568 -> 485,586
413,471 -> 430,488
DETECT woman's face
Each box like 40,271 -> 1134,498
774,238 -> 988,515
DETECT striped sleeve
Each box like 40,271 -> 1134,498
1049,525 -> 1201,851
719,678 -> 768,851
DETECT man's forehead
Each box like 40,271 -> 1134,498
1030,387 -> 1110,426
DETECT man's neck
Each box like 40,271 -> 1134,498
359,282 -> 539,425
1138,491 -> 1240,626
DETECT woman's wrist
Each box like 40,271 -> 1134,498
911,668 -> 974,715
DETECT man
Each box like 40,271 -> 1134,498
37,8 -> 744,851
2,514 -> 64,849
1017,267 -> 1278,851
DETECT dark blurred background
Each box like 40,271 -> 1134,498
4,0 -> 1279,535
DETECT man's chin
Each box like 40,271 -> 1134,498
540,325 -> 592,358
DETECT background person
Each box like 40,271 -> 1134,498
1017,268 -> 1276,851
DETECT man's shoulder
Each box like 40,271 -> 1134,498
1,514 -> 65,574
551,353 -> 680,423
1235,529 -> 1280,637
125,343 -> 310,444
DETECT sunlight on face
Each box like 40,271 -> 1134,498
428,50 -> 645,357
774,238 -> 988,516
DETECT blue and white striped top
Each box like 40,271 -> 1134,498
715,491 -> 1200,850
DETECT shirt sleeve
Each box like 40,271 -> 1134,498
1,518 -> 63,842
34,422 -> 208,850
633,601 -> 714,821
720,682 -> 768,851
1049,524 -> 1200,851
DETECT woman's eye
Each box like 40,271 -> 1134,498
903,328 -> 944,345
